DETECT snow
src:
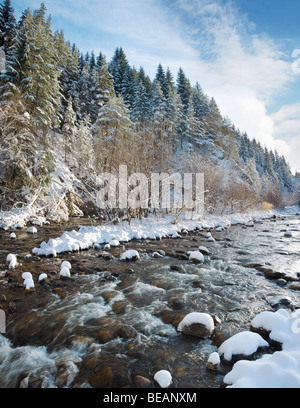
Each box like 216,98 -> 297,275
38,273 -> 47,282
22,272 -> 32,280
218,331 -> 269,361
7,254 -> 18,269
61,261 -> 72,270
223,309 -> 300,388
60,267 -> 71,278
177,312 -> 214,332
189,251 -> 204,263
154,370 -> 172,388
120,250 -> 140,261
198,246 -> 210,255
24,277 -> 35,290
208,352 -> 221,366
10,232 -> 16,239
27,226 -> 37,234
6,254 -> 16,262
108,239 -> 120,247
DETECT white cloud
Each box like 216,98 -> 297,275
171,0 -> 299,171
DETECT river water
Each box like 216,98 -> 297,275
0,214 -> 299,388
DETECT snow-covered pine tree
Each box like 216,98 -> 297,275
176,67 -> 191,115
121,65 -> 136,111
62,96 -> 76,162
90,54 -> 115,122
0,0 -> 16,53
15,4 -> 62,132
78,59 -> 92,121
109,47 -> 129,97
154,64 -> 169,99
131,79 -> 152,125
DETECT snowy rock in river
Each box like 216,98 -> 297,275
120,250 -> 140,261
27,226 -> 37,234
218,331 -> 269,363
177,312 -> 215,338
10,232 -> 16,239
22,272 -> 33,280
198,246 -> 210,255
207,352 -> 221,371
60,267 -> 71,278
154,370 -> 172,388
61,261 -> 72,270
189,251 -> 204,264
24,277 -> 35,291
7,254 -> 18,269
38,273 -> 47,282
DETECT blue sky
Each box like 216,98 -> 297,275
12,0 -> 300,172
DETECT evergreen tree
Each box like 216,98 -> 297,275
62,96 -> 76,162
154,64 -> 169,99
109,47 -> 129,96
90,54 -> 115,122
15,4 -> 62,131
176,67 -> 191,115
0,0 -> 16,53
121,65 -> 136,111
131,80 -> 151,124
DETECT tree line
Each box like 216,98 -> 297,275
0,0 -> 296,214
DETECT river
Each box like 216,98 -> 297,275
0,214 -> 299,388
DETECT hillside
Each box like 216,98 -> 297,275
0,1 -> 297,225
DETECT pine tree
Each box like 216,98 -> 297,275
0,0 -> 16,53
121,65 -> 136,111
131,80 -> 151,124
109,47 -> 129,96
62,96 -> 76,162
176,67 -> 191,115
15,4 -> 62,131
90,54 -> 115,122
154,64 -> 169,99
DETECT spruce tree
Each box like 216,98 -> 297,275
176,67 -> 191,115
0,0 -> 16,53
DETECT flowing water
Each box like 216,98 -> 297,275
0,214 -> 299,388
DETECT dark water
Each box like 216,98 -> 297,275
0,215 -> 299,388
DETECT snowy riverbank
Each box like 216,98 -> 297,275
29,205 -> 300,256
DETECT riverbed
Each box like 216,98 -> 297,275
0,214 -> 299,388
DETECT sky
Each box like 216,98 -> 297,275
12,0 -> 300,173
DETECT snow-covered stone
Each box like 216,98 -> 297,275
177,312 -> 214,338
61,261 -> 71,270
108,239 -> 120,247
120,250 -> 140,261
189,251 -> 204,264
284,231 -> 292,237
154,370 -> 172,388
22,272 -> 33,280
27,226 -> 37,234
38,273 -> 47,282
24,277 -> 35,290
198,246 -> 210,255
7,254 -> 18,269
218,331 -> 269,363
207,352 -> 221,371
60,267 -> 71,278
10,232 -> 16,239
